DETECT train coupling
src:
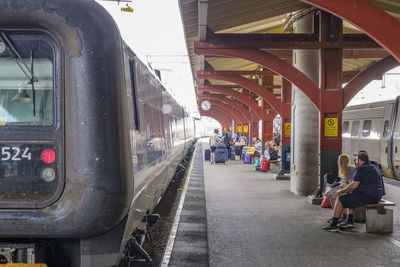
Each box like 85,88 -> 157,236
0,243 -> 45,264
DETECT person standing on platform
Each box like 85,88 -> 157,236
223,132 -> 230,161
322,151 -> 384,232
209,129 -> 218,164
239,133 -> 247,160
253,137 -> 262,163
227,130 -> 232,141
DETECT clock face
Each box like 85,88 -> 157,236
201,100 -> 211,111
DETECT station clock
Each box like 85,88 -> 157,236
201,100 -> 211,111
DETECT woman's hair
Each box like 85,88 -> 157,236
338,154 -> 352,179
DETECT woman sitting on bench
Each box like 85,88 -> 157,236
326,154 -> 355,224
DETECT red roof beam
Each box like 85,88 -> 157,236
300,0 -> 400,63
197,87 -> 268,120
195,46 -> 320,109
197,72 -> 281,113
198,94 -> 252,122
202,32 -> 381,49
343,56 -> 398,107
206,49 -> 389,59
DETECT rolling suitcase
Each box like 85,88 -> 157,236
260,159 -> 270,172
214,148 -> 226,164
231,151 -> 235,160
205,149 -> 211,161
243,153 -> 252,164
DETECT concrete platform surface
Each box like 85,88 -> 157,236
201,141 -> 400,267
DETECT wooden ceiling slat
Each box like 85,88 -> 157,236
181,1 -> 197,13
371,0 -> 400,14
208,0 -> 284,13
209,3 -> 309,32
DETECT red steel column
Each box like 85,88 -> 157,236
261,76 -> 274,141
319,12 -> 343,189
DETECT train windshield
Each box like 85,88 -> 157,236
0,32 -> 54,126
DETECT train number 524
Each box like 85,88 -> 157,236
1,147 -> 31,161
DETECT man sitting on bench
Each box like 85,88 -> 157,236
323,151 -> 384,232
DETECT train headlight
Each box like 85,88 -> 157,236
0,41 -> 5,55
41,168 -> 56,182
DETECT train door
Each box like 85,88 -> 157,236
381,104 -> 392,177
342,120 -> 351,155
350,120 -> 360,155
389,96 -> 400,180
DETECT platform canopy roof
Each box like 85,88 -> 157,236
179,0 -> 400,110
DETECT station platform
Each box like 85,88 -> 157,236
164,139 -> 400,266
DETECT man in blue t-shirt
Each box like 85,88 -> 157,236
323,151 -> 384,232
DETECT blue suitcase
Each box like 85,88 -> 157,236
205,149 -> 211,161
214,148 -> 226,164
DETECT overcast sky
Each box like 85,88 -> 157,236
348,66 -> 400,106
96,0 -> 199,116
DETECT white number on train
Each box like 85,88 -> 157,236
1,147 -> 31,161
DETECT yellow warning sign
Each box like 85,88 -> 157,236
224,127 -> 227,132
121,6 -> 134,13
243,146 -> 255,154
324,118 -> 338,137
229,125 -> 232,131
238,126 -> 242,132
243,125 -> 248,133
284,123 -> 291,137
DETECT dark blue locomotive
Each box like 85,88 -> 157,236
0,0 -> 196,266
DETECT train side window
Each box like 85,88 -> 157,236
129,60 -> 140,131
351,121 -> 360,137
383,120 -> 389,138
342,121 -> 349,134
362,120 -> 372,137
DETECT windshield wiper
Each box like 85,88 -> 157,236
30,50 -> 36,116
0,31 -> 37,116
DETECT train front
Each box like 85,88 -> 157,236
0,1 -> 132,266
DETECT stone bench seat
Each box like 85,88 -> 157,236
355,199 -> 395,233
269,159 -> 280,173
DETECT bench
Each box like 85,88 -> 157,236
355,199 -> 395,233
269,159 -> 280,173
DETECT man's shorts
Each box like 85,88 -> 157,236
210,146 -> 216,153
339,193 -> 364,209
